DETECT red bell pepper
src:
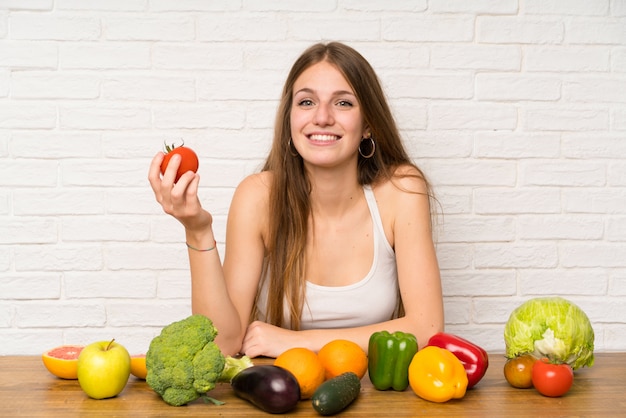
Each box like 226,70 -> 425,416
427,332 -> 489,389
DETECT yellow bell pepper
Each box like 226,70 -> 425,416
408,346 -> 468,403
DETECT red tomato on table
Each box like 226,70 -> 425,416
160,141 -> 199,183
532,358 -> 574,397
504,354 -> 537,389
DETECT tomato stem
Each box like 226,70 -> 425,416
163,138 -> 185,153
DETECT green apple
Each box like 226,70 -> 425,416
77,339 -> 131,399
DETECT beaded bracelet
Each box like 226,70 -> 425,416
186,239 -> 217,252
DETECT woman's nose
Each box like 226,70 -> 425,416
313,103 -> 334,126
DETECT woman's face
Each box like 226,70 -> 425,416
290,60 -> 368,169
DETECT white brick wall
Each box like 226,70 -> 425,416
1,0 -> 625,355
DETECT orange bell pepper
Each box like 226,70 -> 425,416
408,346 -> 468,403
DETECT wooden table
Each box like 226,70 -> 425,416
1,353 -> 624,417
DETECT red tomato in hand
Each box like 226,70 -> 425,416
504,354 -> 537,388
532,358 -> 574,397
160,143 -> 199,183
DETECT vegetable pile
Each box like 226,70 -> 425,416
146,314 -> 253,406
504,297 -> 595,370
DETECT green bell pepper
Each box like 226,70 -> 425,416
368,331 -> 418,391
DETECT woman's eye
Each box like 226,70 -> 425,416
337,100 -> 353,107
298,99 -> 314,106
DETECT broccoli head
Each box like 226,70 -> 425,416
146,314 -> 253,406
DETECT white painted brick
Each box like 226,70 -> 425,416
0,305 -> 11,327
59,105 -> 151,130
352,43 -> 430,70
614,0 -> 626,16
0,247 -> 10,271
564,76 -> 626,103
442,270 -> 517,297
614,108 -> 626,130
14,245 -> 104,272
562,243 -> 626,267
61,216 -> 151,242
0,274 -> 61,299
152,103 -> 245,130
61,160 -> 148,187
0,160 -> 58,187
106,244 -> 187,270
9,12 -> 101,40
475,132 -> 561,158
432,44 -> 521,71
383,16 -> 474,42
246,0 -> 335,12
157,271 -> 191,299
0,70 -> 9,97
386,73 -> 473,100
422,160 -> 517,187
474,188 -> 562,214
107,190 -> 164,215
104,16 -> 194,41
477,17 -> 564,44
11,71 -> 100,99
404,132 -> 473,159
609,163 -> 626,186
613,47 -> 626,72
518,215 -> 605,240
342,0 -> 427,12
15,301 -> 106,327
106,301 -> 190,327
607,217 -> 626,241
13,190 -> 104,216
524,106 -> 609,131
566,17 -> 626,44
524,0 -> 609,16
521,161 -> 606,187
429,103 -> 518,130
102,75 -> 196,101
197,70 -> 284,101
189,129 -> 272,161
475,242 -> 559,268
610,272 -> 626,295
57,0 -> 145,11
11,131 -> 102,158
564,189 -> 626,214
476,74 -> 561,101
197,14 -> 288,42
430,0 -> 517,14
0,192 -> 8,215
0,330 -> 63,356
244,102 -> 280,130
148,0 -> 238,12
581,298 -> 626,324
436,244 -> 473,270
0,40 -> 57,68
290,16 -> 381,42
442,298 -> 471,325
3,0 -> 53,11
152,44 -> 244,70
473,297 -> 525,325
525,46 -> 611,72
562,134 -> 626,159
520,269 -> 608,296
438,215 -> 516,243
433,187 -> 473,215
64,271 -> 157,299
0,102 -> 57,128
60,43 -> 151,69
604,324 -> 626,352
63,327 -> 162,357
0,218 -> 57,244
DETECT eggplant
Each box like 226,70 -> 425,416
231,365 -> 300,414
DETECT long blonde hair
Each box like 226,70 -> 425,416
258,42 -> 431,329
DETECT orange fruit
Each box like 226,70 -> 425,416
317,339 -> 368,380
42,345 -> 84,379
130,354 -> 147,379
274,347 -> 325,399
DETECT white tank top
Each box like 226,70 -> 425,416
255,185 -> 399,329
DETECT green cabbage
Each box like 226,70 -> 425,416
504,297 -> 594,370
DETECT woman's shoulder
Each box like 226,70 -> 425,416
232,171 -> 272,206
373,164 -> 429,198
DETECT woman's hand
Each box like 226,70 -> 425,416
241,321 -> 304,358
148,151 -> 212,233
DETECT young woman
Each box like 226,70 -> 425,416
148,42 -> 444,358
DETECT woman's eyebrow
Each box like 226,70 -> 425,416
294,87 -> 356,97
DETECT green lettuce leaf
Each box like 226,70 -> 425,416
504,297 -> 595,370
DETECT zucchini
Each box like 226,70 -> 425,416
311,371 -> 361,416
